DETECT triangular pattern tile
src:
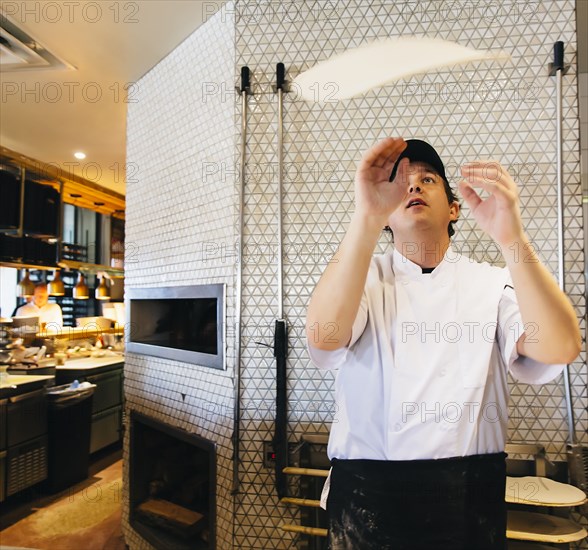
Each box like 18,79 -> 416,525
233,1 -> 584,548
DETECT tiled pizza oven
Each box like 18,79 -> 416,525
122,5 -> 236,548
123,1 -> 586,549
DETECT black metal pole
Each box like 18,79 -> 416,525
273,319 -> 288,499
273,62 -> 289,499
232,65 -> 251,495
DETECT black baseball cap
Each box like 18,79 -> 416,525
389,139 -> 448,183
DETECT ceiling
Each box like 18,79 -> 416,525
0,0 -> 222,196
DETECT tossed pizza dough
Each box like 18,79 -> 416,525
293,36 -> 510,102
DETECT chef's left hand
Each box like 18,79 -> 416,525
458,161 -> 525,247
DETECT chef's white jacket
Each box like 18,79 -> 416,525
308,246 -> 565,462
16,302 -> 63,329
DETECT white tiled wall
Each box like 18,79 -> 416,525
122,4 -> 236,549
124,1 -> 586,548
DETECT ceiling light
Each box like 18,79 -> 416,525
95,276 -> 110,301
74,152 -> 86,159
17,269 -> 34,297
48,269 -> 65,296
73,273 -> 89,300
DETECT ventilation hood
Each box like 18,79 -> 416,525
0,11 -> 74,72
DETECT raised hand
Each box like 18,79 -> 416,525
354,137 -> 409,227
458,161 -> 525,247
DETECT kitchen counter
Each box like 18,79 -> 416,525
56,354 -> 124,371
0,374 -> 54,399
8,354 -> 125,377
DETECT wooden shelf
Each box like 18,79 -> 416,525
281,524 -> 327,537
38,326 -> 124,340
58,259 -> 123,277
1,259 -> 123,276
281,497 -> 321,508
282,467 -> 329,478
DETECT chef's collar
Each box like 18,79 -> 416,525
392,244 -> 456,280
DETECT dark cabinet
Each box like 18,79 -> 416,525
0,175 -> 59,265
56,363 -> 124,454
0,170 -> 21,230
45,385 -> 94,493
86,368 -> 123,454
1,389 -> 49,500
6,389 -> 47,447
0,175 -> 60,238
86,369 -> 122,413
23,180 -> 60,238
0,234 -> 23,262
89,406 -> 122,454
0,235 -> 57,266
22,237 -> 58,265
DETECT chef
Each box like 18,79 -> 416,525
15,283 -> 63,329
306,138 -> 581,549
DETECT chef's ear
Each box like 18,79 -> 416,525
449,201 -> 460,221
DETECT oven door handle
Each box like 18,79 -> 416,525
8,388 -> 46,404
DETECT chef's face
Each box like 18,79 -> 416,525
387,161 -> 459,239
33,285 -> 49,308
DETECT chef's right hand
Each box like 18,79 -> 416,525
354,137 -> 409,227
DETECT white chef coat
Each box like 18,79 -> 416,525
308,246 -> 565,462
15,302 -> 63,328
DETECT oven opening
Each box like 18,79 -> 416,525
126,284 -> 225,369
129,412 -> 216,550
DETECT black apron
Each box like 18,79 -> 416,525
327,452 -> 507,550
